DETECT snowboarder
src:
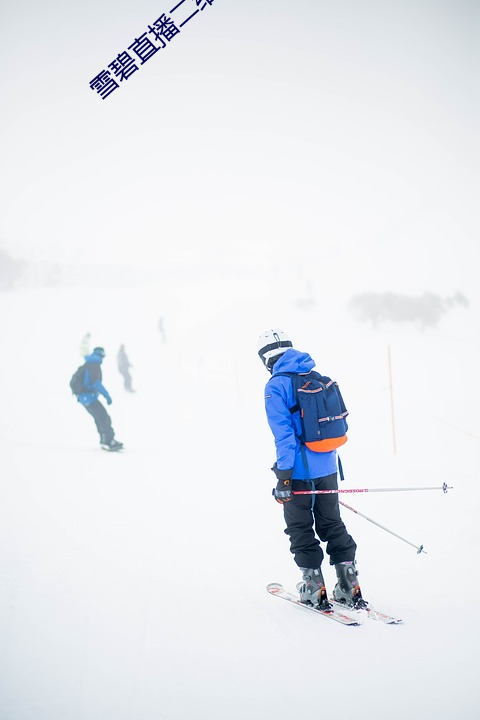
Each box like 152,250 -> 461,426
117,344 -> 134,392
258,328 -> 366,610
74,346 -> 123,451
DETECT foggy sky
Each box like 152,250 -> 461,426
0,0 -> 479,294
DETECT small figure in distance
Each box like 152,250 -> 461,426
117,344 -> 134,392
80,332 -> 91,358
158,317 -> 166,343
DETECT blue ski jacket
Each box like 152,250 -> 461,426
264,348 -> 337,480
77,351 -> 112,407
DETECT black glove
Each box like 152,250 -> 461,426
271,464 -> 293,504
273,478 -> 293,504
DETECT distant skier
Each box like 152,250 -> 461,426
117,344 -> 134,392
80,332 -> 91,358
158,316 -> 166,343
258,328 -> 366,610
71,346 -> 123,451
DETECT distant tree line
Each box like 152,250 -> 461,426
0,248 -> 27,291
348,291 -> 469,329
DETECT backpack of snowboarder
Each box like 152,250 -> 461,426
70,364 -> 87,395
276,371 -> 348,452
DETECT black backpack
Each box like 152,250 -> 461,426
70,364 -> 87,395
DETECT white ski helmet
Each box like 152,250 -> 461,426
257,329 -> 293,369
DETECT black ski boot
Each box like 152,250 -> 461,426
333,561 -> 368,609
297,568 -> 332,611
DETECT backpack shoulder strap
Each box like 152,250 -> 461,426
273,371 -> 303,414
83,363 -> 91,388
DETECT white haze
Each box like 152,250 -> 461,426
1,1 -> 479,718
1,1 -> 479,294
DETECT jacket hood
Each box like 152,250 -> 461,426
272,348 -> 315,375
85,352 -> 103,364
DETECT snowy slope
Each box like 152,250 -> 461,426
0,277 -> 479,720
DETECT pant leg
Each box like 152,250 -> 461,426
312,473 -> 357,565
283,480 -> 324,569
84,400 -> 114,444
120,370 -> 131,390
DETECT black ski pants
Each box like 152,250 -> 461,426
283,473 -> 356,569
83,400 -> 114,444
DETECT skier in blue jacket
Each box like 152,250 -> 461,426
77,347 -> 123,451
258,329 -> 366,610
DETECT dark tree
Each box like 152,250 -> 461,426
348,291 -> 469,329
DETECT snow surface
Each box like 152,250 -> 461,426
1,276 -> 478,720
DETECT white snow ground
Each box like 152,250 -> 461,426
1,275 -> 479,720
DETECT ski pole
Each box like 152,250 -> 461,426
338,499 -> 427,554
292,482 -> 452,496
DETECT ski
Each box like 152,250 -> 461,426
267,583 -> 361,626
328,598 -> 403,625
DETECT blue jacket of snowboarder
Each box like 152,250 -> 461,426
76,351 -> 112,407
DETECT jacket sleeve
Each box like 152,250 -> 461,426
96,382 -> 112,403
264,378 -> 297,471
